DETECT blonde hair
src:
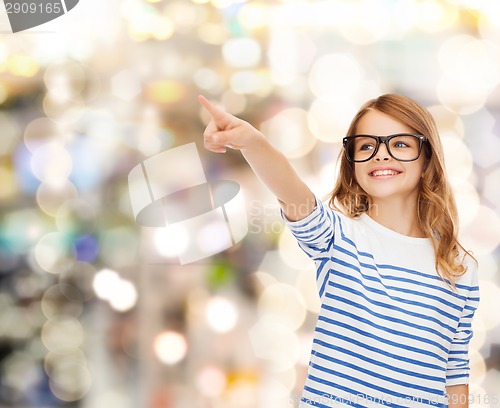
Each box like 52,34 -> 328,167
328,94 -> 473,286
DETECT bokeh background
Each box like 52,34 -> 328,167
0,0 -> 499,407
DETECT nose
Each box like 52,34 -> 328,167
374,142 -> 391,161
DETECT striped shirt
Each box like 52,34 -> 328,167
283,197 -> 480,408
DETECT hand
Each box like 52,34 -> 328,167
198,95 -> 263,153
198,96 -> 314,220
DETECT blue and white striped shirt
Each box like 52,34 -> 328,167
283,197 -> 480,408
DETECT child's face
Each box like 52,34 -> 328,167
353,109 -> 427,205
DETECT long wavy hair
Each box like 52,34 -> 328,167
328,94 -> 473,286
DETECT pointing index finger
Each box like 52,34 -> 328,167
198,95 -> 228,122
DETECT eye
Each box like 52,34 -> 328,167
354,137 -> 376,151
359,143 -> 375,151
391,135 -> 417,149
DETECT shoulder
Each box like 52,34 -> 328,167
323,201 -> 360,229
455,252 -> 479,292
304,195 -> 340,222
281,195 -> 338,229
282,195 -> 360,236
323,203 -> 364,242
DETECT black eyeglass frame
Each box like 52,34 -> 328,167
342,133 -> 428,163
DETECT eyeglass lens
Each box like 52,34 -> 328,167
346,135 -> 422,162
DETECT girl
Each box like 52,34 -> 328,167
198,94 -> 479,408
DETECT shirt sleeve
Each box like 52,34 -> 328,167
445,265 -> 480,386
280,196 -> 335,261
281,197 -> 336,300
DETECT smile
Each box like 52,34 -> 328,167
369,169 -> 401,177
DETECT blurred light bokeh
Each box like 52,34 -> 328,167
0,0 -> 499,407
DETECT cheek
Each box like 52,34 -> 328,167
415,158 -> 427,178
353,165 -> 361,183
405,163 -> 426,187
353,164 -> 369,189
353,163 -> 364,180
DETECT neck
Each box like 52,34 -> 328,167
367,197 -> 425,238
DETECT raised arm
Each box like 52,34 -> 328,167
198,95 -> 315,221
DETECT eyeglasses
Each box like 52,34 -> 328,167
343,133 -> 428,163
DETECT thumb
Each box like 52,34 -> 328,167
207,129 -> 241,150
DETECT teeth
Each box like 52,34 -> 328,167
371,170 -> 399,176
